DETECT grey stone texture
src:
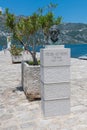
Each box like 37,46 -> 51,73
41,82 -> 70,100
22,62 -> 40,99
40,47 -> 70,117
41,66 -> 70,83
42,99 -> 70,117
40,48 -> 70,67
0,50 -> 87,130
45,45 -> 64,48
12,55 -> 23,63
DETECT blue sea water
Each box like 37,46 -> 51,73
25,43 -> 87,58
0,45 -> 7,51
0,45 -> 3,51
0,43 -> 87,58
65,43 -> 87,58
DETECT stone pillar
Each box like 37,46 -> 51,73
40,46 -> 70,117
7,36 -> 11,49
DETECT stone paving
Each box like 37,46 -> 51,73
0,50 -> 87,130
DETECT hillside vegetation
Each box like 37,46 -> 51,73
0,15 -> 87,45
58,23 -> 87,43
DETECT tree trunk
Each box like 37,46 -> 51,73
32,52 -> 38,65
16,39 -> 38,65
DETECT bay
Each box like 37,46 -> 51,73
0,43 -> 87,58
65,43 -> 87,58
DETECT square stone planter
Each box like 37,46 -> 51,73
12,55 -> 23,63
21,61 -> 40,100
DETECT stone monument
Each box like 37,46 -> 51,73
40,25 -> 70,117
49,25 -> 60,45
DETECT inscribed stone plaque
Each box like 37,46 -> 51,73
40,48 -> 70,67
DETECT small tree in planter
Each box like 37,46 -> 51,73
10,44 -> 23,56
5,3 -> 62,65
10,44 -> 23,63
5,3 -> 62,100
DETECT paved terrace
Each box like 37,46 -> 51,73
0,50 -> 87,130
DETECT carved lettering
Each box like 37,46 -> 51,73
45,52 -> 66,62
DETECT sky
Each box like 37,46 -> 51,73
0,0 -> 87,23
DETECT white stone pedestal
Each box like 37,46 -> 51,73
40,46 -> 71,117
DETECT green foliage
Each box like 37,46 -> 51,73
10,45 -> 23,56
5,3 -> 62,65
27,60 -> 40,65
0,11 -> 2,15
5,11 -> 15,31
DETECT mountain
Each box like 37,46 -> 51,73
58,23 -> 87,43
0,15 -> 11,46
0,14 -> 87,45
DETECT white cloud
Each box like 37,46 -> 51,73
0,7 -> 4,13
0,7 -> 2,11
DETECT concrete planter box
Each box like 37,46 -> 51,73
22,61 -> 40,100
12,55 -> 23,63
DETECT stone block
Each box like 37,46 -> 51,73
41,82 -> 70,100
40,48 -> 70,67
41,98 -> 70,117
45,45 -> 64,48
41,66 -> 70,83
40,47 -> 71,117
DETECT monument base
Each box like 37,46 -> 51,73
41,98 -> 70,117
40,46 -> 71,117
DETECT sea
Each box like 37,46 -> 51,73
65,43 -> 87,58
0,43 -> 87,58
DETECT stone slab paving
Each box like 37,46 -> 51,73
0,50 -> 87,130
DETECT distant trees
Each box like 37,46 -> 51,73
5,3 -> 62,65
0,11 -> 2,15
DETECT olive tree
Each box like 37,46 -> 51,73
5,3 -> 62,65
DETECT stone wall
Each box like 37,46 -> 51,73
22,62 -> 40,100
